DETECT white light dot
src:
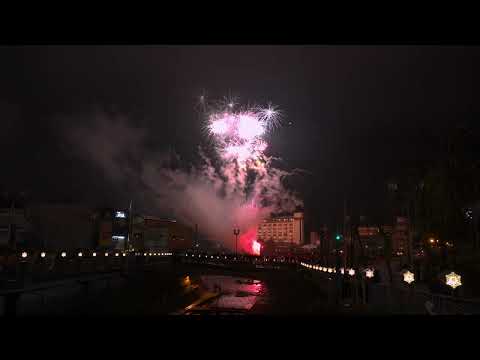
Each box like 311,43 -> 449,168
40,252 -> 46,258
21,252 -> 27,258
93,252 -> 97,257
78,252 -> 83,257
61,252 -> 66,258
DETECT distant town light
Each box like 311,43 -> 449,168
403,270 -> 415,284
40,252 -> 46,258
122,253 -> 126,257
105,253 -> 109,257
348,268 -> 355,276
93,252 -> 97,257
328,268 -> 333,273
61,252 -> 66,258
115,253 -> 119,257
21,252 -> 27,258
340,268 -> 345,274
445,272 -> 462,289
78,252 -> 83,257
144,253 -> 147,256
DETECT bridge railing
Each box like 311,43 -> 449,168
298,260 -> 480,314
0,251 -> 173,289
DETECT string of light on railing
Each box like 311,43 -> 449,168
15,250 -> 174,259
300,261 -> 358,277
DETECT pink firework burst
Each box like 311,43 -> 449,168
237,113 -> 265,141
205,98 -> 280,165
209,117 -> 230,135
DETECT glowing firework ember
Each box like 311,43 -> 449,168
252,240 -> 261,256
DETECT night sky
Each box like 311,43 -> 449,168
1,46 -> 480,227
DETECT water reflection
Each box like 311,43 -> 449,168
186,275 -> 267,313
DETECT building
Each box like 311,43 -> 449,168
356,218 -> 410,257
28,204 -> 97,250
310,231 -> 320,247
357,225 -> 383,257
132,215 -> 193,251
392,217 -> 409,255
257,212 -> 304,245
96,208 -> 130,250
0,206 -> 29,249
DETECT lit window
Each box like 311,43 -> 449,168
115,211 -> 126,219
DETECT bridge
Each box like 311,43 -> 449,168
1,250 -> 480,316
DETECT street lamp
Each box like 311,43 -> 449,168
233,228 -> 240,257
403,270 -> 415,284
365,268 -> 374,279
348,268 -> 355,276
445,272 -> 462,290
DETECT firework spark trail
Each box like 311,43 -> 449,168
67,98 -> 300,256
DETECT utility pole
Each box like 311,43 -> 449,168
195,223 -> 198,249
407,196 -> 413,268
9,196 -> 16,251
343,196 -> 347,268
127,200 -> 133,252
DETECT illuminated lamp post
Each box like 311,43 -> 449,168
363,268 -> 374,305
233,228 -> 240,257
445,272 -> 462,297
403,270 -> 415,284
402,270 -> 415,309
365,268 -> 374,279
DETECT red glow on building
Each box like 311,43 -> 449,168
239,227 -> 259,255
